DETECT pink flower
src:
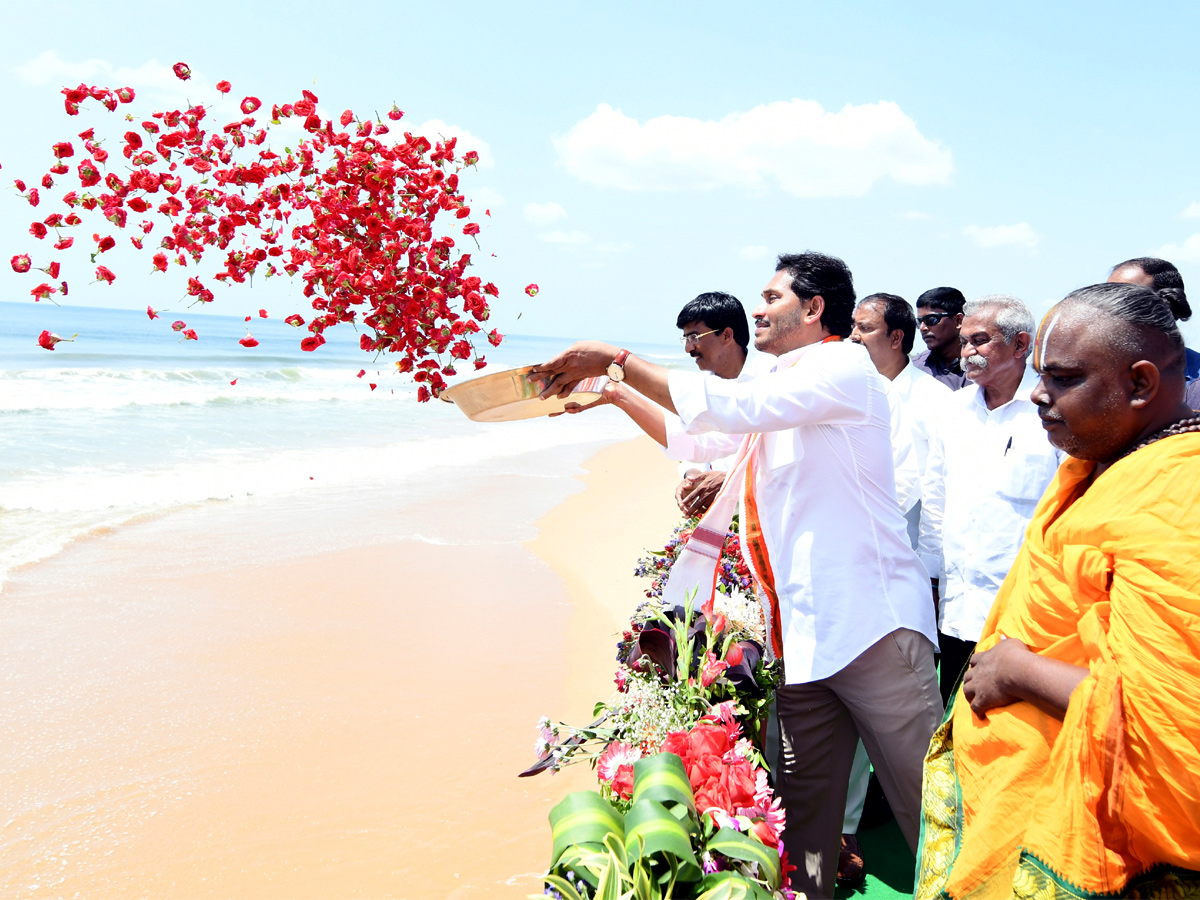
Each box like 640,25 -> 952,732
597,741 -> 642,799
37,330 -> 74,350
173,62 -> 192,81
700,651 -> 729,687
525,283 -> 539,297
11,254 -> 31,274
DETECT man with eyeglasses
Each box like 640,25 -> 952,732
674,292 -> 754,514
913,287 -> 969,390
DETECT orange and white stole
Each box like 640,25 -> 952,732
660,337 -> 838,661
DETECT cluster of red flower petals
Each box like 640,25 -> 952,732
9,63 -> 510,399
661,716 -> 758,823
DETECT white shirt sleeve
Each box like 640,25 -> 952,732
886,384 -> 919,514
668,346 -> 872,436
917,409 -> 946,580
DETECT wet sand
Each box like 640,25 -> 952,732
0,436 -> 681,898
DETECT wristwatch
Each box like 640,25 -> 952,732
606,349 -> 631,383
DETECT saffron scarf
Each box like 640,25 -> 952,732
915,433 -> 1200,899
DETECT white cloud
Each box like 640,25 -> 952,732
467,185 -> 505,211
963,222 -> 1040,250
523,201 -> 567,226
553,100 -> 952,198
15,51 -> 182,92
413,118 -> 494,168
1157,233 -> 1200,263
538,230 -> 591,245
739,245 -> 771,261
1180,202 -> 1200,219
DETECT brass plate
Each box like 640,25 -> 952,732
439,365 -> 606,422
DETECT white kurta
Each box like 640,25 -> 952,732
663,340 -> 937,684
917,368 -> 1063,642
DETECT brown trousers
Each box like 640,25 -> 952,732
775,628 -> 942,899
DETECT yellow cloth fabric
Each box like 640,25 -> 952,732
939,433 -> 1200,898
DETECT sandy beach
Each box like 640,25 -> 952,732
0,434 -> 682,899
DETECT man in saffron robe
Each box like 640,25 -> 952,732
914,281 -> 1200,900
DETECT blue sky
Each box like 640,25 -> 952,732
4,0 -> 1200,348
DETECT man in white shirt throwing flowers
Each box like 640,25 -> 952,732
533,252 -> 941,900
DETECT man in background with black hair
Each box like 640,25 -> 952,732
913,287 -> 969,390
1108,257 -> 1200,409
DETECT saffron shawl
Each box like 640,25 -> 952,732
916,433 -> 1200,899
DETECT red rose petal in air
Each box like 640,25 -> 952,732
369,383 -> 377,391
30,283 -> 55,300
147,306 -> 159,320
45,261 -> 60,279
230,378 -> 238,385
29,222 -> 46,239
10,254 -> 31,273
356,369 -> 365,378
239,334 -> 259,348
38,329 -> 73,350
285,314 -> 305,328
151,252 -> 168,273
94,266 -> 115,285
387,105 -> 404,121
525,283 -> 539,297
183,329 -> 198,341
96,235 -> 115,253
258,309 -> 268,318
171,320 -> 186,332
240,97 -> 261,115
216,80 -> 231,94
173,62 -> 192,81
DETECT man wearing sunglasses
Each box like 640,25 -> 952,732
913,287 -> 969,390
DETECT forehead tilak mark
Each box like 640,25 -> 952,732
1036,308 -> 1063,369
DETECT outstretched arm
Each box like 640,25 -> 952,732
555,382 -> 668,447
531,341 -> 676,414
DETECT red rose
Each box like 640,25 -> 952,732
29,222 -> 47,239
240,97 -> 261,115
31,284 -> 55,301
10,254 -> 31,273
147,306 -> 159,320
171,320 -> 186,332
54,237 -> 74,250
525,283 -> 539,297
96,235 -> 115,253
216,80 -> 231,94
750,820 -> 779,848
239,335 -> 259,348
173,62 -> 192,81
463,222 -> 480,236
285,314 -> 305,327
300,335 -> 325,352
52,142 -> 74,159
152,252 -> 168,273
116,86 -> 135,103
94,266 -> 115,284
387,105 -> 404,121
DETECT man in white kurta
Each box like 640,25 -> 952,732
533,252 -> 941,899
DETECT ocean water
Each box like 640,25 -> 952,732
0,300 -> 684,591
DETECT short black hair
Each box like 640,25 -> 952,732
675,291 -> 750,352
774,252 -> 856,338
1111,257 -> 1190,322
916,286 -> 966,316
860,292 -> 917,355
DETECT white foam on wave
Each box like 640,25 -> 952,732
0,365 -> 392,413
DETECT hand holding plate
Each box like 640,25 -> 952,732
530,341 -> 618,399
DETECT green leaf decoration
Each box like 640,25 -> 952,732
706,827 -> 781,890
624,799 -> 701,880
630,753 -> 696,817
550,791 -> 625,869
696,870 -> 776,900
541,873 -> 586,900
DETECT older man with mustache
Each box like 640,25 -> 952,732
917,295 -> 1063,705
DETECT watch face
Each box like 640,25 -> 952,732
606,362 -> 624,382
